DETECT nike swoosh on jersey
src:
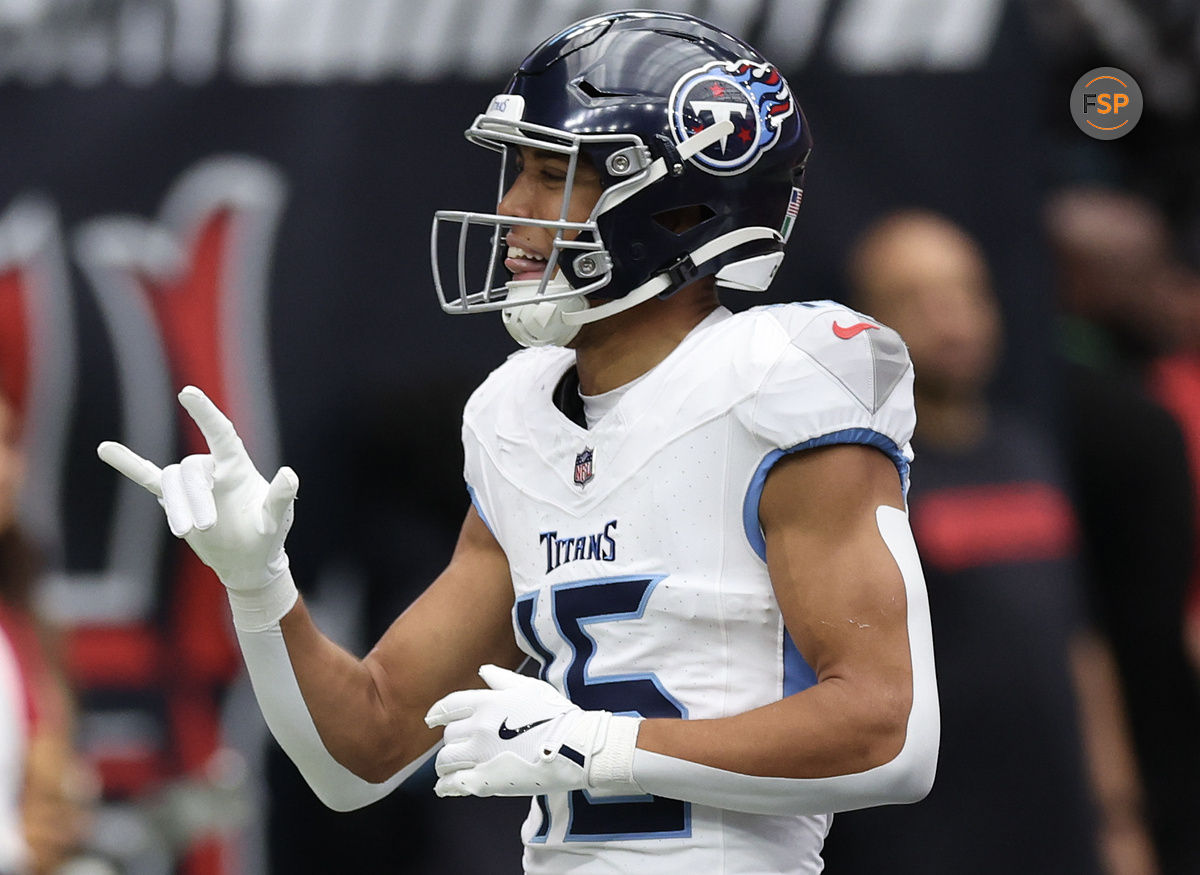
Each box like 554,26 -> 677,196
498,716 -> 554,739
832,320 -> 879,339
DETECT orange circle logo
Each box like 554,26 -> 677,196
1070,67 -> 1143,140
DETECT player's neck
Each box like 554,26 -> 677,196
572,283 -> 721,395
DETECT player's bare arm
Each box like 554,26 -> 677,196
636,443 -> 913,778
98,386 -> 524,807
282,505 -> 525,782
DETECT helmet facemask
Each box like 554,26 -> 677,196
432,98 -> 757,347
432,102 -> 641,346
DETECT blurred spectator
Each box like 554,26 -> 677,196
821,209 -> 1155,874
1046,186 -> 1200,873
1029,0 -> 1200,264
0,387 -> 93,872
1147,274 -> 1200,671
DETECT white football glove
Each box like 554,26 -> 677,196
425,664 -> 644,799
97,385 -> 299,631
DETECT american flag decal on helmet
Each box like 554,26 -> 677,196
574,447 -> 594,487
781,186 -> 803,242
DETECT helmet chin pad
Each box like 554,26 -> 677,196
715,251 -> 785,291
501,280 -> 587,347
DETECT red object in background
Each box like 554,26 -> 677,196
913,481 -> 1080,572
0,269 -> 31,425
1,170 -> 283,875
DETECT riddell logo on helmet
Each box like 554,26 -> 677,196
668,59 -> 795,176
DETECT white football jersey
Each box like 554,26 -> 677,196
462,302 -> 915,874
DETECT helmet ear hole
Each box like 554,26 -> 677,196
652,204 -> 716,235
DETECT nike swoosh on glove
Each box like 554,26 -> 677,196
424,664 -> 644,799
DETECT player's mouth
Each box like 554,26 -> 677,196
505,246 -> 550,282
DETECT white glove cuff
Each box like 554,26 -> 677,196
227,566 -> 299,633
588,714 -> 644,796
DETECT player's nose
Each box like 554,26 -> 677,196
497,172 -> 537,221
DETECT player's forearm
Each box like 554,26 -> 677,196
427,664 -> 936,814
234,588 -> 438,810
629,676 -> 934,816
630,506 -> 939,815
275,596 -> 438,780
636,673 -> 910,780
252,529 -> 527,789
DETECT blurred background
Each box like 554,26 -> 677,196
0,0 -> 1198,872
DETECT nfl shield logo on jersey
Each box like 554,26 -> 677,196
574,447 -> 594,487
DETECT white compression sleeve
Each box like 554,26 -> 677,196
631,506 -> 939,816
235,612 -> 437,812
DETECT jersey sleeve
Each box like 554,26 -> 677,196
461,384 -> 498,537
740,303 -> 917,558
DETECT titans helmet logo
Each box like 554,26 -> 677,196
668,58 -> 795,176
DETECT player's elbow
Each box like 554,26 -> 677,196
850,677 -> 914,773
843,675 -> 938,808
298,743 -> 436,813
351,756 -> 409,786
871,691 -> 939,806
314,680 -> 419,783
826,724 -> 937,814
290,759 -> 397,813
311,783 -> 377,813
331,735 -> 412,785
883,736 -> 937,804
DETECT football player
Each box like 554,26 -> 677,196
98,11 -> 939,873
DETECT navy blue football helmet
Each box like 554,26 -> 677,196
431,10 -> 812,346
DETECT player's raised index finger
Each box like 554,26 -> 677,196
177,386 -> 243,460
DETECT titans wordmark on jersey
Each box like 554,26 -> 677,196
461,302 -> 915,875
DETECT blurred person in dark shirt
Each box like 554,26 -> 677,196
1047,186 -> 1200,873
821,209 -> 1156,875
1147,268 -> 1200,672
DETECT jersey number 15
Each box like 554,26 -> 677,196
514,575 -> 691,842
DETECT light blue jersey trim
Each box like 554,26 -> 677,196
742,427 -> 910,563
466,483 -> 494,535
745,428 -> 908,699
532,795 -> 551,843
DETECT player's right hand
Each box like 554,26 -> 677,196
97,385 -> 299,593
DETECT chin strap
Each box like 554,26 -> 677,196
502,222 -> 777,348
560,226 -> 781,331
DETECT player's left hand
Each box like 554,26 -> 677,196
424,665 -> 643,799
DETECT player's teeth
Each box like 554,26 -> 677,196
508,247 -> 546,261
